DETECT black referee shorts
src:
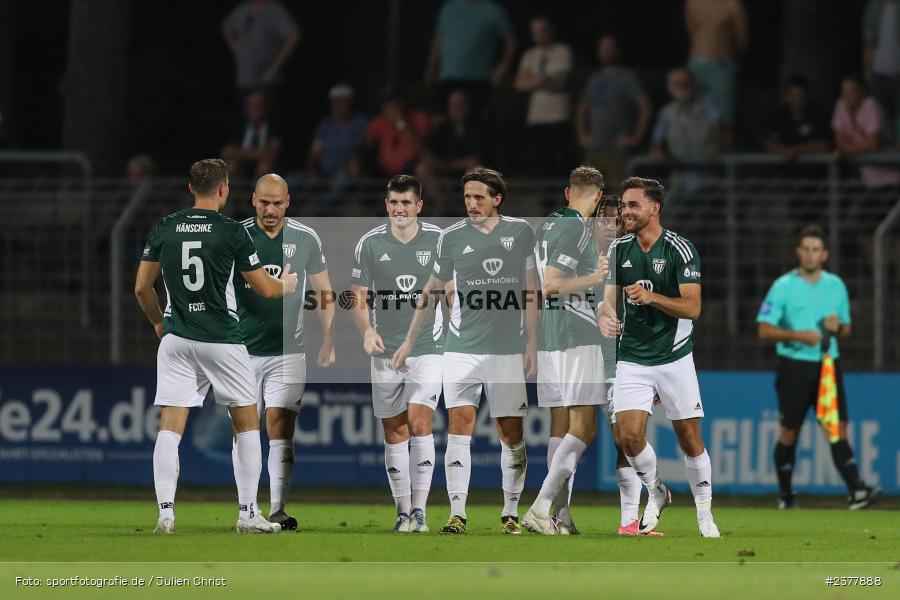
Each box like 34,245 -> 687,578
775,356 -> 848,429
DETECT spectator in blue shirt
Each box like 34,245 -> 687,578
306,84 -> 368,180
424,0 -> 516,115
757,225 -> 881,510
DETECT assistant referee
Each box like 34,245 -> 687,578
757,225 -> 880,510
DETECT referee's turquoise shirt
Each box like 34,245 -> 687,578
756,270 -> 851,362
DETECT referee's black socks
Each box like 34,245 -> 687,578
830,439 -> 864,492
773,442 -> 796,498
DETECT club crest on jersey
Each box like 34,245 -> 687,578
482,258 -> 504,276
500,236 -> 514,251
396,274 -> 417,293
282,243 -> 297,258
416,250 -> 432,266
653,258 -> 666,274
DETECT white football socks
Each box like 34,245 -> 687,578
234,430 -> 262,519
626,442 -> 666,503
445,434 -> 471,519
547,436 -> 576,522
534,434 -> 586,516
616,466 -> 642,526
500,440 -> 527,518
684,449 -> 713,521
268,439 -> 294,515
384,440 -> 412,515
409,434 -> 435,513
153,430 -> 181,520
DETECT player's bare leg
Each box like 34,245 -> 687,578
153,407 -> 190,533
383,413 -> 412,532
407,402 -> 435,532
441,406 -> 476,534
497,416 -> 526,534
672,417 -> 719,537
524,406 -> 595,535
266,407 -> 298,530
617,409 -> 671,534
231,405 -> 280,533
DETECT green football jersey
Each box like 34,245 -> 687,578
141,207 -> 261,344
609,229 -> 701,366
535,206 -> 604,352
433,216 -> 536,355
235,217 -> 327,356
351,221 -> 443,357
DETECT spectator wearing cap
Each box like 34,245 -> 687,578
863,0 -> 900,142
766,75 -> 832,158
832,74 -> 900,188
365,91 -> 430,176
416,90 -> 486,195
515,15 -> 573,177
222,90 -> 284,178
424,0 -> 516,115
223,0 -> 300,104
306,84 -> 368,180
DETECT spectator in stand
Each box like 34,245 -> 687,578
832,75 -> 900,188
416,90 -> 486,194
306,84 -> 368,181
576,34 -> 651,187
222,90 -> 283,178
863,0 -> 900,142
766,75 -> 832,158
222,0 -> 300,105
126,154 -> 156,187
514,15 -> 573,177
366,89 -> 430,176
685,0 -> 748,143
424,0 -> 516,115
651,67 -> 721,162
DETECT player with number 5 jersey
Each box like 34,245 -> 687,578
135,159 -> 298,536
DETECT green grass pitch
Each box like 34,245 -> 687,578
2,499 -> 898,599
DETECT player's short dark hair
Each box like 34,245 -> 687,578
620,176 -> 665,211
462,167 -> 507,206
189,159 -> 228,196
798,225 -> 827,247
386,174 -> 422,199
569,165 -> 604,191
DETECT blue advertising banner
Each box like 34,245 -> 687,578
0,368 -> 897,496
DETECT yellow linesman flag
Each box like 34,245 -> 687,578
816,352 -> 841,443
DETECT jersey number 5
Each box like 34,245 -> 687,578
182,241 -> 205,291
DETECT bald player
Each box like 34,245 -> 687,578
234,173 -> 336,531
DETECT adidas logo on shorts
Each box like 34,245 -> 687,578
518,402 -> 527,410
430,394 -> 437,401
448,461 -> 464,468
695,402 -> 702,410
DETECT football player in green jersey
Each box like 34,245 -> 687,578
135,159 -> 298,535
597,177 -> 720,538
235,173 -> 336,531
349,175 -> 444,533
522,166 -> 609,536
392,168 -> 538,535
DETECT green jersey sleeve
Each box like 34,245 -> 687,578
233,224 -> 262,272
301,231 -> 327,276
547,219 -> 589,275
141,223 -> 161,262
675,239 -> 701,285
351,236 -> 372,287
433,229 -> 454,282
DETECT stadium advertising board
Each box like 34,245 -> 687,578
0,368 -> 896,495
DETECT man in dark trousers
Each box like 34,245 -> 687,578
757,225 -> 881,510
